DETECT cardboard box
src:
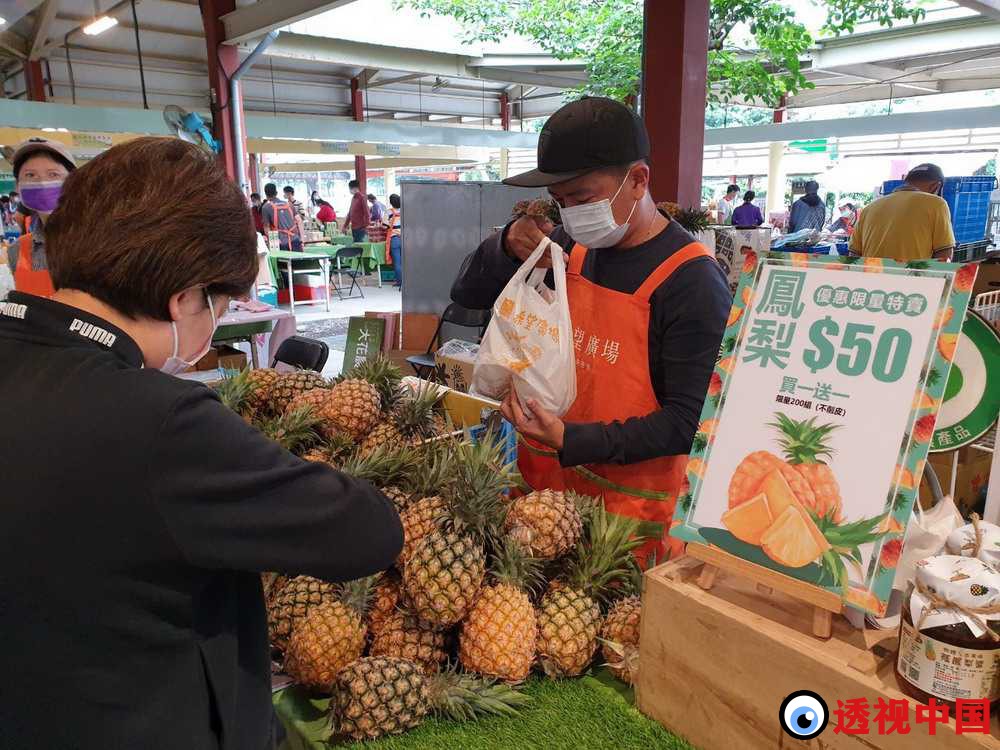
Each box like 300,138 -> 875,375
402,313 -> 439,351
196,344 -> 247,372
921,450 -> 993,513
434,339 -> 479,393
637,556 -> 1000,749
972,259 -> 1000,299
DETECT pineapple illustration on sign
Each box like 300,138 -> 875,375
722,413 -> 885,588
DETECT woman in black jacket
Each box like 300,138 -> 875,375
0,137 -> 403,750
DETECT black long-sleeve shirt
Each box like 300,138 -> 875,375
452,220 -> 731,467
0,291 -> 402,750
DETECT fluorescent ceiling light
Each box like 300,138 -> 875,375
83,15 -> 118,35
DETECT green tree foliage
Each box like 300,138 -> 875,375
399,0 -> 926,107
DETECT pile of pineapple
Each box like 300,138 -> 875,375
216,357 -> 647,742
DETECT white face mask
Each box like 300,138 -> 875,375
160,289 -> 219,375
558,173 -> 639,249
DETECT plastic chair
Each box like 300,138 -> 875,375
271,335 -> 329,372
333,246 -> 365,301
406,303 -> 491,379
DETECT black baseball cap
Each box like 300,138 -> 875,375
504,97 -> 649,187
906,163 -> 945,182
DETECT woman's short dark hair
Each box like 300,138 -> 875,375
348,179 -> 360,190
744,190 -> 755,202
389,194 -> 401,209
46,137 -> 257,321
367,194 -> 376,202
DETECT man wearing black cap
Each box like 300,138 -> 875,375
452,97 -> 731,562
850,163 -> 955,261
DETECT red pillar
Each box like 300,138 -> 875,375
641,0 -> 709,206
25,60 -> 46,102
351,78 -> 367,193
200,0 -> 243,181
500,92 -> 510,131
773,94 -> 786,124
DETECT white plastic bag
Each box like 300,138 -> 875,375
472,237 -> 576,415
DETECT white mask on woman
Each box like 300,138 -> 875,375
160,289 -> 219,375
558,173 -> 639,249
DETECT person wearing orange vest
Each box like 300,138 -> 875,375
7,138 -> 77,297
451,98 -> 731,564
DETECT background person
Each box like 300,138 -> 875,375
283,185 -> 306,221
452,97 -> 730,563
6,138 -> 76,297
717,184 -> 738,225
315,198 -> 337,227
786,179 -> 827,233
343,179 -> 369,242
731,190 -> 764,227
262,182 -> 303,251
828,201 -> 858,236
849,163 -> 955,261
368,193 -> 386,223
0,137 -> 402,750
250,192 -> 266,237
384,193 -> 402,289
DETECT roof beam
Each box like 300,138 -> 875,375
472,66 -> 585,89
29,0 -> 60,60
222,0 -> 359,45
954,0 -> 1000,21
704,105 -> 1000,146
0,31 -> 29,59
367,72 -> 425,89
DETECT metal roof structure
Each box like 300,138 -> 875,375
0,0 -> 994,154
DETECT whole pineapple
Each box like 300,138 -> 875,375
398,495 -> 449,566
359,384 -> 446,458
402,436 -> 513,627
505,489 -> 584,560
246,368 -> 280,417
320,378 -> 381,440
536,504 -> 643,677
330,658 -> 530,742
267,575 -> 336,652
395,443 -> 456,563
345,355 -> 405,412
283,576 -> 374,691
600,596 -> 641,685
459,538 -> 543,682
368,570 -> 405,638
370,609 -> 448,674
268,370 -> 328,415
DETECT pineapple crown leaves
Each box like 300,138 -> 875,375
442,435 -> 516,543
393,384 -> 448,438
260,404 -> 324,454
809,511 -> 887,591
340,444 -> 420,485
489,537 -> 546,595
566,503 -> 644,603
428,663 -> 531,722
335,573 -> 381,618
768,412 -> 839,465
213,367 -> 255,413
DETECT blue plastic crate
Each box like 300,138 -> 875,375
880,176 -> 996,244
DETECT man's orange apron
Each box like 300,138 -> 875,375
14,232 -> 55,297
273,201 -> 300,250
518,240 -> 713,565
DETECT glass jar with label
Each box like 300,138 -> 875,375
895,555 -> 1000,713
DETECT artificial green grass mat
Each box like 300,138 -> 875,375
274,673 -> 695,750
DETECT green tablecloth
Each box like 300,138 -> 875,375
305,242 -> 386,273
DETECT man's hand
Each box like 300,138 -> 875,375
501,388 -> 565,451
504,215 -> 565,269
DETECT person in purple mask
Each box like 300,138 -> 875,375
7,138 -> 76,297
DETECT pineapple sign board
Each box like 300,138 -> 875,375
671,252 -> 978,616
